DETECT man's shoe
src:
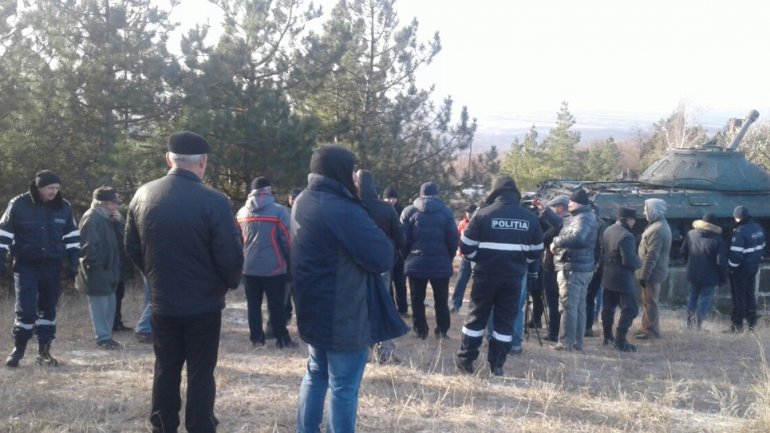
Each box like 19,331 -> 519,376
414,330 -> 428,340
723,325 -> 743,334
509,346 -> 523,355
584,328 -> 595,337
450,306 -> 460,313
602,337 -> 615,346
113,322 -> 131,332
97,339 -> 119,350
527,321 -> 542,329
276,338 -> 297,349
551,343 -> 571,351
634,331 -> 649,339
134,332 -> 153,344
616,341 -> 637,352
455,359 -> 474,374
5,349 -> 23,368
36,345 -> 59,367
435,329 -> 449,340
491,366 -> 504,376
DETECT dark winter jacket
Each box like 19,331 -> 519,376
601,220 -> 641,293
125,168 -> 244,317
636,198 -> 672,284
552,205 -> 599,272
681,219 -> 728,286
401,196 -> 458,279
76,207 -> 121,296
0,184 -> 80,266
539,206 -> 563,271
291,173 -> 399,351
728,216 -> 766,273
357,170 -> 405,253
236,188 -> 291,276
460,191 -> 543,277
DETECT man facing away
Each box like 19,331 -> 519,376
680,213 -> 727,330
727,205 -> 766,332
450,203 -> 477,313
635,198 -> 671,339
292,145 -> 405,433
455,176 -> 543,376
2,170 -> 80,367
550,188 -> 598,352
125,131 -> 244,433
600,207 -> 641,352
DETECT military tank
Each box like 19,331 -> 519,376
532,109 -> 770,306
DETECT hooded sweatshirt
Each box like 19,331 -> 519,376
636,198 -> 672,283
681,219 -> 727,286
357,170 -> 405,253
236,187 -> 291,276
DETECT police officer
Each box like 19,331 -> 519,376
456,177 -> 543,376
727,205 -> 766,332
1,170 -> 81,367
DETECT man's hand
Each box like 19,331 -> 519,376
638,279 -> 646,288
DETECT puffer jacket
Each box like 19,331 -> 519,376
601,220 -> 641,293
236,189 -> 291,276
681,219 -> 727,286
552,205 -> 599,272
0,184 -> 80,265
357,170 -> 405,252
728,216 -> 766,272
76,207 -> 121,296
125,168 -> 244,317
291,173 -> 398,351
636,198 -> 672,284
401,196 -> 458,279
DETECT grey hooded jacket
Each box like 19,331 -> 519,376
636,198 -> 672,284
236,188 -> 291,276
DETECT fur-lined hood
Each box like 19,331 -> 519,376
693,219 -> 722,235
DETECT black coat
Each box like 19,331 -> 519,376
681,220 -> 728,286
601,221 -> 641,293
125,168 -> 244,317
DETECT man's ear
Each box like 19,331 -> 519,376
165,152 -> 173,168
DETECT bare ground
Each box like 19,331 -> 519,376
1,280 -> 769,433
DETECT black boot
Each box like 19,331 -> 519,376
5,339 -> 28,368
602,324 -> 614,346
36,341 -> 59,367
614,327 -> 636,353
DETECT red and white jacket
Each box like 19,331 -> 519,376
236,188 -> 291,276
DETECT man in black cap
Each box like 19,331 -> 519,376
1,170 -> 80,367
382,185 -> 409,317
600,207 -> 641,352
125,131 -> 244,433
681,213 -> 727,330
456,176 -> 543,375
550,188 -> 598,351
77,186 -> 124,350
726,205 -> 766,332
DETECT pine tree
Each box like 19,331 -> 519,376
541,101 -> 582,179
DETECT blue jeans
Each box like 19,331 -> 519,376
451,258 -> 473,310
297,345 -> 370,433
134,274 -> 152,334
687,284 -> 716,327
87,294 -> 116,342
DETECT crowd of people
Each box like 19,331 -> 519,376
0,130 -> 766,432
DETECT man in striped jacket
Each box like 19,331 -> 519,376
455,176 -> 543,376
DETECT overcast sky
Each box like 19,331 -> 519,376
169,0 -> 770,125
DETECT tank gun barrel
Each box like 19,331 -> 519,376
727,110 -> 760,150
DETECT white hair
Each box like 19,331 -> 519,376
168,152 -> 206,167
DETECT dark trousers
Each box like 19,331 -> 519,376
585,270 -> 602,329
730,269 -> 758,329
244,274 -> 289,343
528,272 -> 544,326
408,276 -> 450,336
13,263 -> 61,344
601,290 -> 639,338
391,257 -> 408,314
457,272 -> 520,369
150,310 -> 221,433
543,267 -> 560,341
114,280 -> 126,327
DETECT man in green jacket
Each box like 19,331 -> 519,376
77,186 -> 123,349
635,198 -> 672,339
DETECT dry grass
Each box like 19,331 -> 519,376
1,280 -> 769,433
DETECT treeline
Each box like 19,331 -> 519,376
0,0 -> 475,213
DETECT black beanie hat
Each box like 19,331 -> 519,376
382,186 -> 399,199
250,176 -> 271,190
93,186 -> 121,204
466,204 -> 478,214
733,206 -> 749,220
310,145 -> 357,195
702,213 -> 717,224
35,170 -> 61,188
570,188 -> 590,206
167,131 -> 211,155
617,207 -> 636,219
289,188 -> 302,198
420,182 -> 439,197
